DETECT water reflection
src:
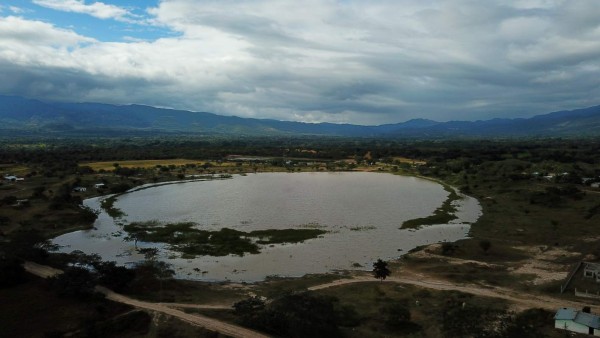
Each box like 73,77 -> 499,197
53,172 -> 481,282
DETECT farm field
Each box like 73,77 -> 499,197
84,159 -> 206,171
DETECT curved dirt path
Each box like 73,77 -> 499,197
25,260 -> 598,332
96,286 -> 267,338
23,261 -> 63,278
159,302 -> 233,310
23,262 -> 267,338
309,272 -> 600,312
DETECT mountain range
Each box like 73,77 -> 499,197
1,95 -> 600,138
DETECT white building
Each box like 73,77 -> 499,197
555,308 -> 600,336
584,262 -> 600,283
94,183 -> 106,189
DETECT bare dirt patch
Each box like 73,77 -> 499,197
409,243 -> 501,268
509,246 -> 579,285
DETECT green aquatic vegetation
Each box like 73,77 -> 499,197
181,228 -> 259,257
249,228 -> 327,245
122,221 -> 326,257
100,195 -> 126,218
297,222 -> 327,229
348,225 -> 377,231
401,185 -> 461,229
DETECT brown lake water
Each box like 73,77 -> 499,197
52,172 -> 481,282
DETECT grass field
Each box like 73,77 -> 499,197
0,164 -> 29,175
313,282 -> 562,337
83,159 -> 206,170
392,157 -> 426,165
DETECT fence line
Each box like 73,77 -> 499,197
574,288 -> 600,300
561,261 -> 583,294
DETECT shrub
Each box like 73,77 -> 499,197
0,257 -> 27,288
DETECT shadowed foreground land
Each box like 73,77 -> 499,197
3,137 -> 600,337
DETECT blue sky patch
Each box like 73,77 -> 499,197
3,0 -> 175,42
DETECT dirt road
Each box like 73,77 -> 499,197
309,272 -> 599,312
23,261 -> 63,278
24,260 -> 598,335
159,302 -> 233,310
23,262 -> 267,338
96,286 -> 267,338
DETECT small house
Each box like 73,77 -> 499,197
584,262 -> 600,283
94,183 -> 106,189
555,308 -> 600,336
15,199 -> 29,207
73,187 -> 87,192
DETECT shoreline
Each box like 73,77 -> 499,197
54,170 -> 480,283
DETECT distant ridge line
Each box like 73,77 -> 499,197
1,95 -> 600,138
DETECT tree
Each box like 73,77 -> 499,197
131,259 -> 174,296
480,240 -> 492,254
234,297 -> 266,317
0,195 -> 17,206
380,302 -> 420,333
95,261 -> 136,292
372,259 -> 391,281
0,257 -> 27,288
50,267 -> 98,299
380,302 -> 411,328
441,242 -> 456,255
6,229 -> 51,261
124,231 -> 141,248
501,308 -> 549,338
243,292 -> 343,338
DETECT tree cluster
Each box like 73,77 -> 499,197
234,292 -> 360,338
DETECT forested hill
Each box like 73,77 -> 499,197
1,95 -> 600,138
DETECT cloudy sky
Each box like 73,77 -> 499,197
1,0 -> 600,125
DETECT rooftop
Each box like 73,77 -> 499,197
575,312 -> 600,329
555,308 -> 577,321
555,308 -> 600,329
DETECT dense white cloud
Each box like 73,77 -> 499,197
0,16 -> 94,66
33,0 -> 136,22
1,0 -> 600,124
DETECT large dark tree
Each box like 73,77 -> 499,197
372,259 -> 391,281
242,292 -> 342,338
0,257 -> 27,288
479,239 -> 492,254
95,261 -> 136,293
50,267 -> 97,299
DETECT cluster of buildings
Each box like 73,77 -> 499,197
555,308 -> 600,336
3,175 -> 24,182
73,183 -> 105,192
553,263 -> 600,336
528,171 -> 600,187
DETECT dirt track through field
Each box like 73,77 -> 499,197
24,261 -> 599,336
23,261 -> 63,278
23,262 -> 267,338
96,286 -> 267,338
159,302 -> 233,310
309,272 -> 600,312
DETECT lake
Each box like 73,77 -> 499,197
52,172 -> 481,282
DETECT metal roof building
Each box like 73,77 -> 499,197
555,307 -> 600,336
